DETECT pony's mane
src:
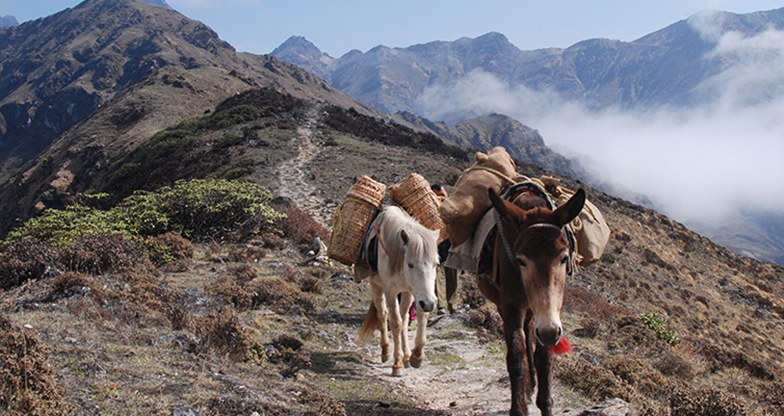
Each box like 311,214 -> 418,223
377,206 -> 439,277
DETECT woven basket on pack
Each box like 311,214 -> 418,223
327,175 -> 387,266
389,173 -> 448,244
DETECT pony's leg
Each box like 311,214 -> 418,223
533,340 -> 555,416
385,290 -> 406,377
524,312 -> 536,404
410,300 -> 429,368
501,305 -> 528,416
399,292 -> 414,367
370,279 -> 391,363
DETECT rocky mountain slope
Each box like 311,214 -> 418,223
1,87 -> 782,415
0,0 -> 380,237
0,0 -> 376,166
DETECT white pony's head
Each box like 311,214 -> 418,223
381,206 -> 440,313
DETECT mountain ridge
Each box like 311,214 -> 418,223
272,7 -> 784,115
0,0 -> 379,237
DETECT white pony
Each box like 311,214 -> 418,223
357,205 -> 440,376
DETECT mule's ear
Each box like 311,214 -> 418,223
488,187 -> 507,218
401,229 -> 410,245
552,188 -> 586,227
488,187 -> 519,224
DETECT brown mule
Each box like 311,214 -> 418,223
477,187 -> 585,416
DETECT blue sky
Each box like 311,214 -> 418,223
2,0 -> 783,57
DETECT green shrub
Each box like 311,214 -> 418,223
208,157 -> 256,181
216,133 -> 244,149
3,204 -> 127,248
3,179 -> 283,247
203,105 -> 261,129
118,179 -> 284,238
640,312 -> 680,346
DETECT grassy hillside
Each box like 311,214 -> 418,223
1,88 -> 783,415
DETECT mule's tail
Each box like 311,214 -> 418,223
356,301 -> 379,344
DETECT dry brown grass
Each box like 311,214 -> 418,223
196,309 -> 267,364
0,314 -> 72,415
0,239 -> 58,290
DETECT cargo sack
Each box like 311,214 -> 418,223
389,173 -> 448,244
538,176 -> 611,266
439,146 -> 517,246
327,175 -> 386,266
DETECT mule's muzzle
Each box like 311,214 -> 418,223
418,299 -> 436,313
535,325 -> 563,348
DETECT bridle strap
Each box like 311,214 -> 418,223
493,217 -> 574,276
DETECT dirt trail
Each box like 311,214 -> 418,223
273,113 -> 600,415
357,313 -> 519,416
275,106 -> 334,228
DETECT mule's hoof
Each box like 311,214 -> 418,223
391,367 -> 404,377
410,356 -> 424,368
381,353 -> 390,363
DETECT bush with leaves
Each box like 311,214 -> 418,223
118,179 -> 284,239
2,179 -> 284,248
640,312 -> 680,346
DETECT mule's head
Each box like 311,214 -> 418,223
400,227 -> 440,313
489,187 -> 586,347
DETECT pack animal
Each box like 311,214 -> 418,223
356,206 -> 441,376
480,187 -> 585,416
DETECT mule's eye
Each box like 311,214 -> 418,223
408,263 -> 414,268
517,258 -> 527,267
561,256 -> 569,265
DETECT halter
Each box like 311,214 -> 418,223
493,213 -> 575,279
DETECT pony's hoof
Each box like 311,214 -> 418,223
410,355 -> 424,368
391,367 -> 404,377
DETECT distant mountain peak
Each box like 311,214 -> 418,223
271,35 -> 334,82
1,15 -> 19,28
272,35 -> 333,60
141,0 -> 173,8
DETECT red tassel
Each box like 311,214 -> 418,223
549,337 -> 572,355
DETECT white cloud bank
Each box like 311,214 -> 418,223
415,22 -> 784,229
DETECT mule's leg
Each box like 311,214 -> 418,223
533,340 -> 555,416
399,292 -> 414,367
409,300 -> 429,368
524,312 -> 536,404
386,290 -> 406,377
370,278 -> 391,363
501,306 -> 528,416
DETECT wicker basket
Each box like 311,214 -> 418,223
327,175 -> 386,265
389,173 -> 448,244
